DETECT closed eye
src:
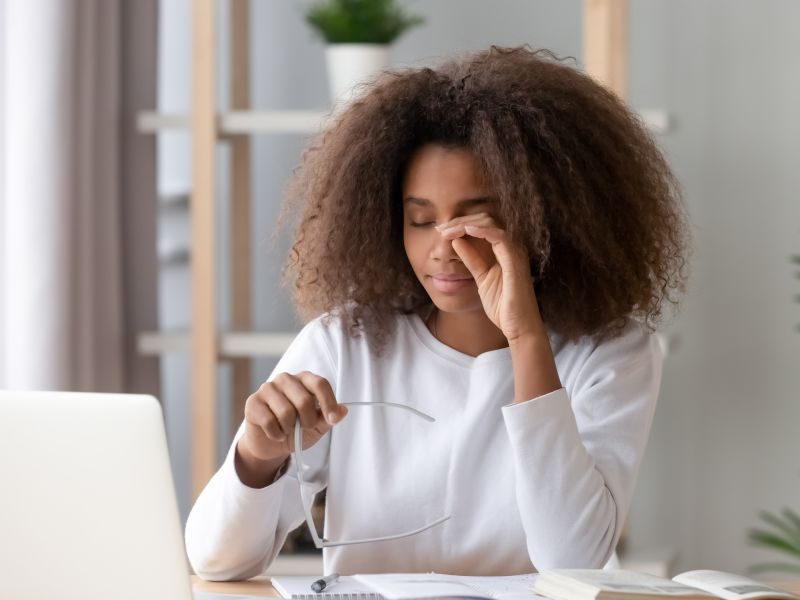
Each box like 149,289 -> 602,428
409,222 -> 435,228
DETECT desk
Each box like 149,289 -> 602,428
191,577 -> 800,598
192,575 -> 277,597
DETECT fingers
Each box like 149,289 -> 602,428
462,225 -> 527,270
297,371 -> 347,425
447,222 -> 522,277
245,371 -> 346,445
244,389 -> 287,442
435,211 -> 498,234
273,372 -> 321,431
450,236 -> 492,282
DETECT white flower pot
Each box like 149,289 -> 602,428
325,43 -> 391,111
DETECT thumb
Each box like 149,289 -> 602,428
451,237 -> 492,282
326,404 -> 348,426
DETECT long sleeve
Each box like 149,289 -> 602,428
184,316 -> 337,580
500,320 -> 664,571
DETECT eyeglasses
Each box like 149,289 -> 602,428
293,401 -> 451,548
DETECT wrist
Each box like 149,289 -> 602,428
509,331 -> 562,403
235,440 -> 289,489
508,328 -> 548,350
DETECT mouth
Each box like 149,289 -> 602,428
428,274 -> 474,294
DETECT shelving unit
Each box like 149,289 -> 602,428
137,0 -> 669,511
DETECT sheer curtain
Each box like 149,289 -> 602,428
0,0 -> 159,394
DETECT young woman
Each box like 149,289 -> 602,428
185,45 -> 691,579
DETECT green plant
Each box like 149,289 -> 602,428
747,507 -> 800,575
305,0 -> 425,44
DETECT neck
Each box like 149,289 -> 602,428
428,306 -> 508,357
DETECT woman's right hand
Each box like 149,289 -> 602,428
236,371 -> 348,471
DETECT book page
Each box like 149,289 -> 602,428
537,570 -> 716,597
673,570 -> 800,600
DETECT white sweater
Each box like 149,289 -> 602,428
185,311 -> 663,579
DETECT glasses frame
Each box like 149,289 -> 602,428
293,401 -> 451,548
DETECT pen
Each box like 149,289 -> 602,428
311,572 -> 340,593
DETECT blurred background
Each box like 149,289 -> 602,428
1,0 -> 799,580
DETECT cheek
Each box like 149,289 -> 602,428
403,229 -> 429,272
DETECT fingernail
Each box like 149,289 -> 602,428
328,412 -> 338,424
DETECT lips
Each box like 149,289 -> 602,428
428,273 -> 474,293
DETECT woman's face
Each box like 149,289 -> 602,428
402,143 -> 498,314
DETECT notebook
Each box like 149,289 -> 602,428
271,573 -> 542,600
271,575 -> 383,600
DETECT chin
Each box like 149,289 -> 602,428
425,288 -> 482,314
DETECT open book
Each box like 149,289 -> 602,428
531,569 -> 800,600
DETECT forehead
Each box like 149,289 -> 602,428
402,143 -> 488,197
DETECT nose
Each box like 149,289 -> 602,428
430,231 -> 463,263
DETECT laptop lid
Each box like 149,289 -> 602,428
0,390 -> 193,600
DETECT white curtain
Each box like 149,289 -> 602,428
1,0 -> 159,393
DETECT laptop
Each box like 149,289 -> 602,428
0,390 -> 194,600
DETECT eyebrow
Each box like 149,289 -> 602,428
403,196 -> 492,208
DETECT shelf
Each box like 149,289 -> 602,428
264,553 -> 323,576
137,331 -> 298,357
137,108 -> 669,135
137,110 -> 331,135
157,242 -> 190,265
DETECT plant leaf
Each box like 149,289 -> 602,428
756,510 -> 800,549
783,507 -> 800,531
304,0 -> 424,43
748,562 -> 800,575
747,529 -> 800,558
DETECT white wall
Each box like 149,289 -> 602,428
156,0 -> 800,574
624,0 -> 800,575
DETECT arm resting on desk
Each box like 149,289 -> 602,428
501,321 -> 663,570
184,425 -> 328,581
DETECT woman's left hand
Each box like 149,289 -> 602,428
437,212 -> 544,343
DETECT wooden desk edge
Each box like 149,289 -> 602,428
192,575 -> 278,597
190,575 -> 800,599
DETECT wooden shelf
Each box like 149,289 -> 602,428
137,331 -> 298,357
137,109 -> 332,135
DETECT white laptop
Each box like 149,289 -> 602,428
0,390 -> 194,600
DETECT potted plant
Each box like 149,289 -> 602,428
304,0 -> 425,107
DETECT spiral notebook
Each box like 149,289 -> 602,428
270,575 -> 384,600
271,572 -> 541,600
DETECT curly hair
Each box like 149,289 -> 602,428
275,44 -> 692,353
